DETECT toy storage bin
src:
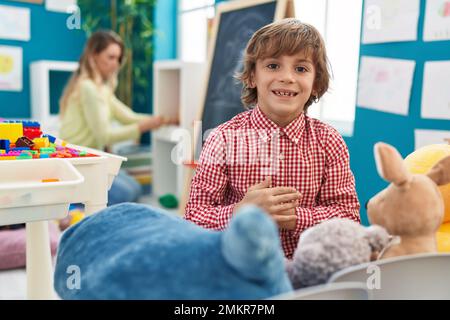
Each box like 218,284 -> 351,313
0,158 -> 84,226
67,143 -> 126,188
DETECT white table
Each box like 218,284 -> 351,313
0,145 -> 126,299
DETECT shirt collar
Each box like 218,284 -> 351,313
250,105 -> 305,145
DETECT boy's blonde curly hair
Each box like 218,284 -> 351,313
236,18 -> 331,113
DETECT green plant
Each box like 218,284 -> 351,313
77,0 -> 156,112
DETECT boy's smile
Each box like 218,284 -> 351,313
251,54 -> 316,127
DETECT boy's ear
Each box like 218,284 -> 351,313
374,142 -> 411,186
247,73 -> 255,88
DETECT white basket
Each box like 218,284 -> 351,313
0,158 -> 84,226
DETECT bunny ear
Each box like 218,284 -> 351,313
374,142 -> 411,185
427,155 -> 450,186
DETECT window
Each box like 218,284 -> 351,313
179,0 -> 215,62
178,0 -> 363,136
295,0 -> 363,136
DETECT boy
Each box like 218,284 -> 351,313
185,19 -> 360,259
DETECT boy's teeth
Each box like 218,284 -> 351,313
274,91 -> 295,97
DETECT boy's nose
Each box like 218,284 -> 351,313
279,70 -> 295,83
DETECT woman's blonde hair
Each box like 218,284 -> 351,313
59,30 -> 125,116
236,18 -> 331,113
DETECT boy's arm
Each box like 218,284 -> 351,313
291,129 -> 360,238
184,130 -> 235,230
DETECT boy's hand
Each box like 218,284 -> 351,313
272,209 -> 297,231
234,176 -> 300,229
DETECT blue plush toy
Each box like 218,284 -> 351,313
54,203 -> 292,299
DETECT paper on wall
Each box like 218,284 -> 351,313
0,46 -> 23,92
362,0 -> 420,44
45,0 -> 77,13
357,56 -> 415,115
421,61 -> 450,120
415,129 -> 450,150
0,5 -> 30,41
423,0 -> 450,41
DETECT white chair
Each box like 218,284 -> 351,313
329,253 -> 450,299
270,282 -> 370,300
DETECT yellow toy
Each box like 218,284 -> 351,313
58,209 -> 85,231
0,123 -> 23,143
33,137 -> 50,149
69,209 -> 85,225
404,143 -> 450,252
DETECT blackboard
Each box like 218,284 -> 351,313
197,0 -> 293,153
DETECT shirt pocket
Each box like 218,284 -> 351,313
289,151 -> 325,206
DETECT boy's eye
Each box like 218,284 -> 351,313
296,66 -> 308,73
266,63 -> 279,70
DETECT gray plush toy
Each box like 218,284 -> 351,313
286,218 -> 390,289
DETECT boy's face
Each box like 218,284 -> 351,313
251,53 -> 316,127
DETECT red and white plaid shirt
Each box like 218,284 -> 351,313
185,106 -> 360,258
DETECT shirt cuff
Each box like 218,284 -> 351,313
292,206 -> 316,238
216,204 -> 237,230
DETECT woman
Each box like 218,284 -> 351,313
59,30 -> 164,205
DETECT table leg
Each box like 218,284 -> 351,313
26,221 -> 55,300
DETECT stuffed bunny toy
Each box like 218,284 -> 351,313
286,218 -> 390,289
366,142 -> 450,259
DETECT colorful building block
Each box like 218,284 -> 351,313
0,123 -> 23,143
0,139 -> 10,153
33,137 -> 50,149
16,136 -> 35,148
42,134 -> 56,143
23,127 -> 43,140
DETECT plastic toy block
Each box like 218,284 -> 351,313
33,137 -> 50,149
6,151 -> 21,156
42,178 -> 59,183
23,121 -> 40,128
12,147 -> 30,151
0,139 -> 10,153
16,136 -> 35,148
39,154 -> 50,159
23,127 -> 42,140
17,153 -> 32,160
0,156 -> 16,160
0,123 -> 23,143
40,147 -> 56,153
42,134 -> 56,143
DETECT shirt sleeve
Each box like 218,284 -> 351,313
79,80 -> 141,147
110,94 -> 149,124
184,129 -> 236,230
291,128 -> 361,239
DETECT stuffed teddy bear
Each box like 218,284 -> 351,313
403,143 -> 450,252
366,142 -> 450,259
54,203 -> 293,299
286,218 -> 390,289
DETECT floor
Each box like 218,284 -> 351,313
0,192 -> 178,300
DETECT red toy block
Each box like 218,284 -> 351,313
23,127 -> 43,140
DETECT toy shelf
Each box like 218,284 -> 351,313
152,60 -> 206,206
